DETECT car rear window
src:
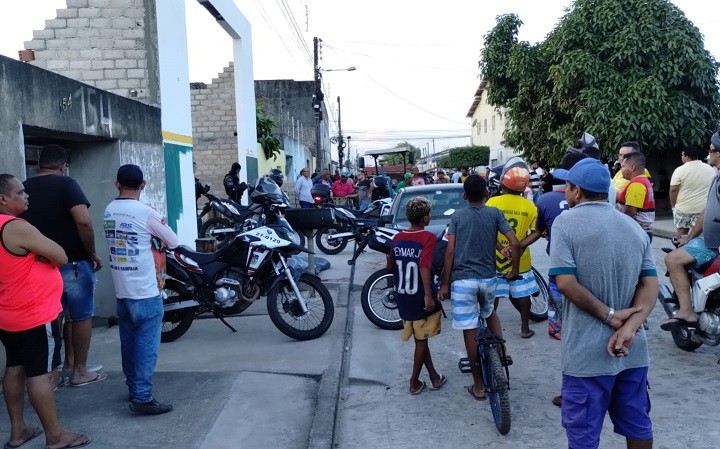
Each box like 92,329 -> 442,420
395,189 -> 468,223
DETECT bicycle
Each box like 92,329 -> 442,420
530,266 -> 550,322
457,276 -> 515,435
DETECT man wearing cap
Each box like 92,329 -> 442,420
223,162 -> 247,203
331,172 -> 355,199
21,144 -> 105,387
104,165 -> 178,415
663,131 -> 720,330
549,157 -> 658,448
395,173 -> 412,193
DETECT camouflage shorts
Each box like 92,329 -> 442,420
673,210 -> 700,230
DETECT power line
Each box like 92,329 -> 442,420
253,0 -> 298,64
323,46 -> 468,126
275,0 -> 312,62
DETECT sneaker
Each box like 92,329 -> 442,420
129,399 -> 173,415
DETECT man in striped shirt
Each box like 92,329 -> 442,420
530,160 -> 543,204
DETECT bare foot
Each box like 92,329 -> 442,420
45,432 -> 91,449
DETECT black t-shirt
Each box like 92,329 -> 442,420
21,175 -> 91,262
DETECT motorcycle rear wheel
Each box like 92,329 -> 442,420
199,217 -> 233,248
671,325 -> 702,352
361,268 -> 403,330
267,273 -> 334,340
315,227 -> 349,255
161,280 -> 197,343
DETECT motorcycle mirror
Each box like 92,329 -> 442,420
379,214 -> 394,225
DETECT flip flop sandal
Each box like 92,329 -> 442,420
428,374 -> 447,391
467,385 -> 486,401
521,330 -> 536,339
409,380 -> 426,395
45,433 -> 91,449
70,372 -> 107,387
3,427 -> 43,449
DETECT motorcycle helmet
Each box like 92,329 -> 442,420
500,157 -> 531,193
268,168 -> 284,187
250,176 -> 284,205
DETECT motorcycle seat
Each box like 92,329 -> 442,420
175,245 -> 222,265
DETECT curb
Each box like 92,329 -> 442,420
652,227 -> 675,240
307,281 -> 353,449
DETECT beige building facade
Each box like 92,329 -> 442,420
466,80 -> 521,167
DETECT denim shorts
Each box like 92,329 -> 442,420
60,260 -> 97,321
562,367 -> 652,449
683,237 -> 720,268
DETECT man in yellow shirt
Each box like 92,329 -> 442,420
669,145 -> 717,239
487,162 -> 539,338
611,142 -> 651,204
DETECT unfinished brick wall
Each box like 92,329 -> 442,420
190,63 -> 240,197
23,0 -> 157,104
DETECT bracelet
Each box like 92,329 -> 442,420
603,307 -> 615,324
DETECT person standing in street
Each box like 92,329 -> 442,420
529,160 -> 543,204
435,170 -> 449,183
549,157 -> 658,449
0,174 -> 91,449
439,175 -> 520,401
104,165 -> 178,415
355,171 -> 373,209
669,145 -> 716,239
223,162 -> 247,203
313,169 -> 332,187
616,152 -> 656,241
21,144 -> 105,388
294,168 -> 313,208
388,197 -> 445,395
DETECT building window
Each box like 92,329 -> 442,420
476,122 -> 482,134
484,119 -> 487,133
492,115 -> 496,131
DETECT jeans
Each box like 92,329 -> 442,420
299,200 -> 314,209
117,294 -> 163,403
60,260 -> 97,320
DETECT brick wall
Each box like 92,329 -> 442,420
190,63 -> 240,197
23,0 -> 156,104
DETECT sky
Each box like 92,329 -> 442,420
1,0 -> 718,162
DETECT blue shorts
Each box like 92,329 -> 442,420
683,237 -> 719,268
450,278 -> 497,330
562,367 -> 652,449
60,260 -> 97,321
495,270 -> 539,299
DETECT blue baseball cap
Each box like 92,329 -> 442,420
552,158 -> 610,193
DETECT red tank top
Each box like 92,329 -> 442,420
0,215 -> 63,331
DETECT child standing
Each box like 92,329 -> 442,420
486,164 -> 540,339
388,197 -> 445,395
438,175 -> 520,401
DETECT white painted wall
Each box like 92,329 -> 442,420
155,0 -> 196,244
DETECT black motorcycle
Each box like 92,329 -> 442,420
162,178 -> 334,342
197,191 -> 263,248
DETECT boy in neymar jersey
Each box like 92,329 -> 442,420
439,175 -> 520,401
487,164 -> 540,339
387,197 -> 446,395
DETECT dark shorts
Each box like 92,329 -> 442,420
0,321 -> 61,377
562,367 -> 652,449
60,260 -> 97,321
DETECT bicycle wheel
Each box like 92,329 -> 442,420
484,348 -> 511,435
529,267 -> 549,322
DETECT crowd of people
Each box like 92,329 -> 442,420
0,146 -> 179,449
388,129 -> 720,449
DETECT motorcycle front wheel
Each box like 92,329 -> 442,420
361,268 -> 403,330
315,227 -> 349,255
267,273 -> 334,340
161,280 -> 197,343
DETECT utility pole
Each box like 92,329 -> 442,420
337,96 -> 346,170
312,37 -> 325,173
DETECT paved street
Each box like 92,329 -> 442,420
1,231 -> 719,448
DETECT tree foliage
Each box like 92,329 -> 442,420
380,142 -> 421,165
256,101 -> 282,161
437,146 -> 490,169
480,0 -> 720,164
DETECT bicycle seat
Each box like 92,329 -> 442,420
174,245 -> 222,265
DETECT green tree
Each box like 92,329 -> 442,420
256,102 -> 282,161
480,0 -> 720,164
437,145 -> 490,169
381,141 -> 421,165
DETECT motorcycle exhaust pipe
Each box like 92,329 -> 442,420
327,231 -> 354,240
208,228 -> 235,235
164,300 -> 200,311
657,284 -> 679,318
